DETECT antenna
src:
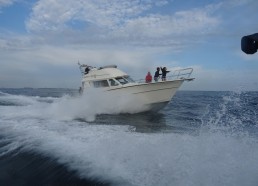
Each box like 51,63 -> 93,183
77,60 -> 84,76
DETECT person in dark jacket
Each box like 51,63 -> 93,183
161,67 -> 170,81
154,67 -> 161,82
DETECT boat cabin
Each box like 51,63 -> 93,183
80,65 -> 135,89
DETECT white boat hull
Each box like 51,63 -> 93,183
107,79 -> 184,111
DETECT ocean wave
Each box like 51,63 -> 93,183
0,90 -> 258,186
0,118 -> 258,186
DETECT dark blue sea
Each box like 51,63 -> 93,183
0,88 -> 258,186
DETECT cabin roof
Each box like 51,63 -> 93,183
82,67 -> 128,82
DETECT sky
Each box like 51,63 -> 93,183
0,0 -> 258,91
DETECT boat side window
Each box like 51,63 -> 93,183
115,77 -> 128,85
125,76 -> 135,83
92,80 -> 109,88
108,79 -> 119,86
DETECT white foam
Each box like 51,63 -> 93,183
0,89 -> 148,122
47,89 -> 149,121
1,117 -> 258,186
1,92 -> 258,186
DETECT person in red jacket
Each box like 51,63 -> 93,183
145,71 -> 152,83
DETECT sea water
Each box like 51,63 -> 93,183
0,88 -> 258,186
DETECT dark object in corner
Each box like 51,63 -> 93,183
241,33 -> 258,54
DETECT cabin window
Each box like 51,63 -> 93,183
115,77 -> 128,85
108,79 -> 119,86
92,80 -> 109,88
125,76 -> 135,83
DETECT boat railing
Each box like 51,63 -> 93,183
137,68 -> 194,83
167,67 -> 193,80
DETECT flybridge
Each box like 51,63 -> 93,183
78,62 -> 117,76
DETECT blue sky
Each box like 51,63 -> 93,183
0,0 -> 258,90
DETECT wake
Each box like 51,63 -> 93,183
0,89 -> 149,122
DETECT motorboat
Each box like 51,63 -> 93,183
78,64 -> 194,111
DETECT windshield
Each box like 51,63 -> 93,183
115,77 -> 128,85
115,76 -> 135,85
124,76 -> 135,83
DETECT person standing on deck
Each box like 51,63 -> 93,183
161,67 -> 170,81
154,67 -> 161,82
145,71 -> 152,83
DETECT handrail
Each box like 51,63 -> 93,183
137,67 -> 194,83
79,62 -> 194,83
168,68 -> 193,79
